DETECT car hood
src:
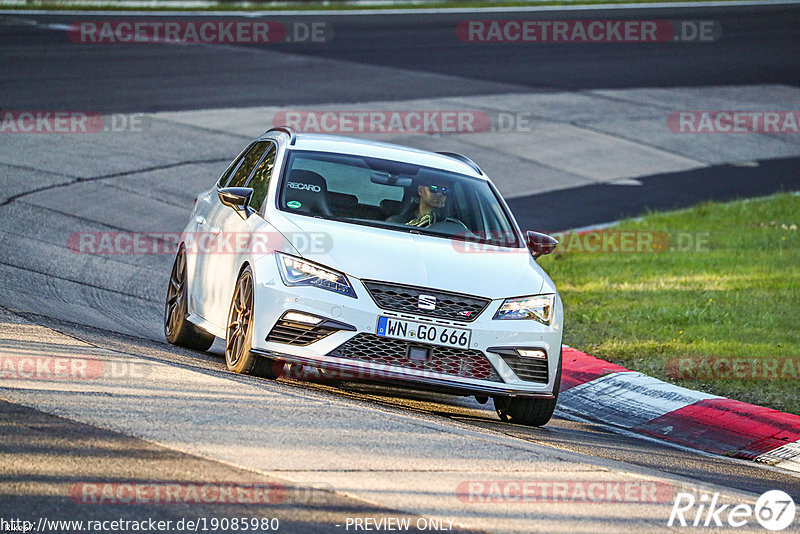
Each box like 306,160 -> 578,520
271,214 -> 545,300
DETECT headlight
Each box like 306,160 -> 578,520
493,294 -> 555,324
276,253 -> 357,299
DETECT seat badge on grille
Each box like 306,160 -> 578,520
417,294 -> 437,311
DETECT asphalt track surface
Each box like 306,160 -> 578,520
1,4 -> 800,532
511,156 -> 800,232
2,5 -> 799,112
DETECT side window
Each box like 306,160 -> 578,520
226,141 -> 270,188
246,144 -> 277,212
216,144 -> 252,188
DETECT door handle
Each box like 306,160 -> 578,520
210,226 -> 221,236
195,216 -> 206,226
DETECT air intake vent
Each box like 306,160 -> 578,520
328,333 -> 503,382
500,355 -> 549,384
266,319 -> 338,346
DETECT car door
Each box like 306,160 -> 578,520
204,141 -> 277,329
188,143 -> 255,321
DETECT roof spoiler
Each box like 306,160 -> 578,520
436,151 -> 483,176
265,126 -> 297,145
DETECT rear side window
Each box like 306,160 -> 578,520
246,144 -> 277,212
216,145 -> 251,188
225,141 -> 271,188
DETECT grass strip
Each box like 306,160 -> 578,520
538,192 -> 800,414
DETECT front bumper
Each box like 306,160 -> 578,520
250,260 -> 563,397
252,346 -> 557,398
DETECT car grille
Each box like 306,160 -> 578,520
500,355 -> 549,384
362,280 -> 490,323
266,318 -> 339,346
328,333 -> 503,382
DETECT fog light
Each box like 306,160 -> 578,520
517,349 -> 547,359
283,312 -> 322,325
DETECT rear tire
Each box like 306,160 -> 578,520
493,348 -> 562,427
225,266 -> 279,379
164,246 -> 215,351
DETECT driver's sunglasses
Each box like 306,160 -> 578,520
428,185 -> 451,195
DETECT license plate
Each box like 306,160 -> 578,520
376,316 -> 472,349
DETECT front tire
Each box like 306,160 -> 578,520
164,246 -> 215,351
493,349 -> 562,427
225,266 -> 278,378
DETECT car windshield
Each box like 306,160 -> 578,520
277,150 -> 522,247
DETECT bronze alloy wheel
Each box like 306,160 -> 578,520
164,246 -> 214,351
226,268 -> 254,370
225,265 -> 279,378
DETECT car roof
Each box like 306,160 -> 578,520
261,131 -> 487,180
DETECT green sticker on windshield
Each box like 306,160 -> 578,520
287,201 -> 302,209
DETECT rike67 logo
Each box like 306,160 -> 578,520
668,490 -> 796,531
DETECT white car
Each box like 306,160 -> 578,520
165,127 -> 563,426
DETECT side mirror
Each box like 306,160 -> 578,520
525,231 -> 558,259
218,187 -> 254,220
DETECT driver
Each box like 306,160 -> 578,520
393,178 -> 452,228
